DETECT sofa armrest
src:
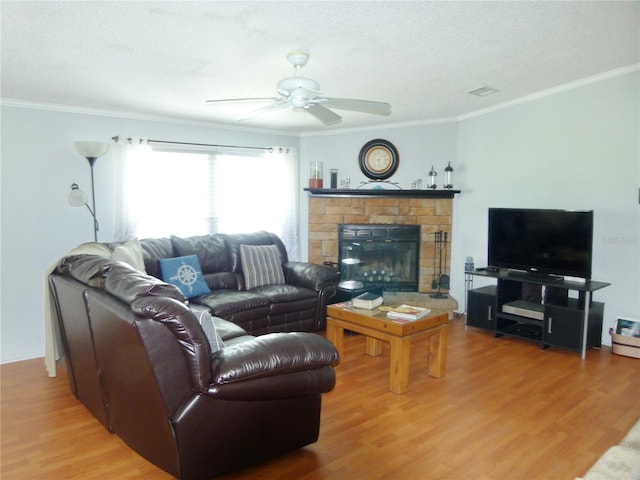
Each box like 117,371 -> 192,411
208,366 -> 336,400
283,261 -> 339,292
207,332 -> 338,400
211,332 -> 338,383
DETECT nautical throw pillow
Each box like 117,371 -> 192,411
239,244 -> 285,289
159,255 -> 211,299
198,311 -> 225,353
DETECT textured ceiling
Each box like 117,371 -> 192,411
1,1 -> 639,134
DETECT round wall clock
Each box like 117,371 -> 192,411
358,139 -> 399,180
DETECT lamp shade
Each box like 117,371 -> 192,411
68,183 -> 88,207
73,141 -> 109,159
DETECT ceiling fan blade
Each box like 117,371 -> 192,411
306,104 -> 342,125
206,97 -> 279,104
237,99 -> 288,121
320,97 -> 391,116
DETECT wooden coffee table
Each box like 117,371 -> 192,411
326,304 -> 448,394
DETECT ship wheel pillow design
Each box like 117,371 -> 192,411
159,255 -> 211,299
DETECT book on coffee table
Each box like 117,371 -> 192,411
383,304 -> 431,321
352,292 -> 383,309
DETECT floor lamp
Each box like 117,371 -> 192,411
68,141 -> 110,242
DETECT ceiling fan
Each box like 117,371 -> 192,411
206,51 -> 391,126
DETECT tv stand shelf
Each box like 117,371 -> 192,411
466,270 -> 610,359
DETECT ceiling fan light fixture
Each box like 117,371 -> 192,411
289,95 -> 308,109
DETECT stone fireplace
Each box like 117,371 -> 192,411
307,192 -> 455,294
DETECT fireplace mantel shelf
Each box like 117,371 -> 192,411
304,188 -> 461,199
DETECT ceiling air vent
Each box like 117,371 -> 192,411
467,85 -> 499,97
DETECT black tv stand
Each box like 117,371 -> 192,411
466,269 -> 610,359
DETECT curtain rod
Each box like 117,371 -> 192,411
149,139 -> 273,152
112,136 -> 276,152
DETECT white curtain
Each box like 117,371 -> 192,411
268,147 -> 300,260
113,139 -> 300,258
113,138 -> 147,241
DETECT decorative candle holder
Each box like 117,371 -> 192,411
444,162 -> 454,189
309,161 -> 323,188
428,166 -> 437,189
330,169 -> 338,188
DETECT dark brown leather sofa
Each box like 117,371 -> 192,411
48,242 -> 339,479
126,231 -> 339,335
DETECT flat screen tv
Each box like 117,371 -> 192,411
488,208 -> 594,279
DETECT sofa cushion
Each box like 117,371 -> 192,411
195,290 -> 271,334
202,272 -> 238,290
240,244 -> 285,289
251,284 -> 317,303
111,238 -> 146,272
159,255 -> 212,299
214,317 -> 251,343
139,237 -> 173,278
197,290 -> 270,316
171,234 -> 230,274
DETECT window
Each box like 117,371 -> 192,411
212,154 -> 293,235
125,149 -> 212,238
116,143 -> 299,258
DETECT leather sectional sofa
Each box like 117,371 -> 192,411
126,231 -> 339,335
48,232 -> 340,479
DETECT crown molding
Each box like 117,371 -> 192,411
0,98 -> 298,137
457,64 -> 640,121
299,117 -> 458,138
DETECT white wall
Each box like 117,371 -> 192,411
453,71 -> 639,340
0,106 -> 298,363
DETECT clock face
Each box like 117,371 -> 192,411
365,146 -> 393,173
359,139 -> 399,180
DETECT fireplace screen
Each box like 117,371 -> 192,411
338,224 -> 420,292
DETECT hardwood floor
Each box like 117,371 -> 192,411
2,318 -> 639,479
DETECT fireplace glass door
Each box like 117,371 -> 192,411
338,224 -> 420,292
